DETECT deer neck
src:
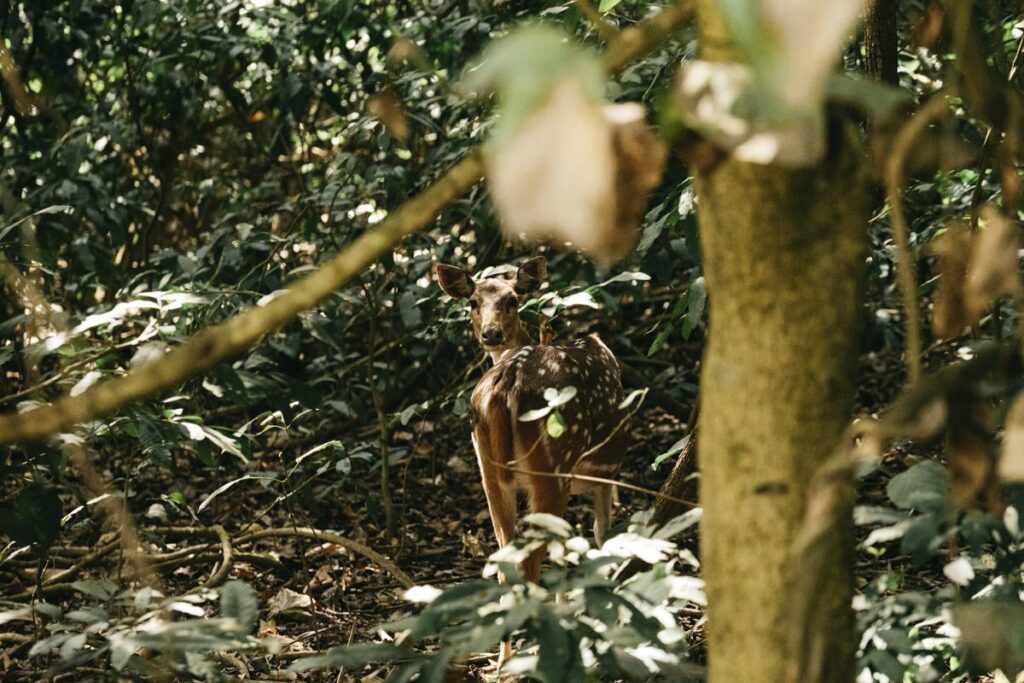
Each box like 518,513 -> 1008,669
489,323 -> 534,364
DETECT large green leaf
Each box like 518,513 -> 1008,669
220,581 -> 258,634
887,461 -> 948,513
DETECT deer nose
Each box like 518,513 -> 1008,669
481,328 -> 504,346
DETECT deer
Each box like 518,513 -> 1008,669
434,256 -> 629,585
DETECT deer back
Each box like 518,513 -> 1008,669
471,333 -> 627,482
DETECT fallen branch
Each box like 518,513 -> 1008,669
884,94 -> 952,384
236,527 -> 414,589
203,525 -> 234,588
39,539 -> 119,586
0,0 -> 694,446
6,552 -> 282,600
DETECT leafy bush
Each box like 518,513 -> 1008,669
0,580 -> 261,681
292,511 -> 706,682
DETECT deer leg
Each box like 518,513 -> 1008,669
592,483 -> 613,547
474,428 -> 519,673
473,429 -> 516,550
523,476 -> 570,583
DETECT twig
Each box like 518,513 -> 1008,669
236,528 -> 413,589
203,525 -> 234,587
602,1 -> 694,74
150,551 -> 281,574
884,94 -> 952,384
501,465 -> 697,508
38,539 -> 119,586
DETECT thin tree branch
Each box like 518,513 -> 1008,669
884,94 -> 951,385
202,524 -> 234,588
574,0 -> 619,42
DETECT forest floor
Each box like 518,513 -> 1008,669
0,343 -> 996,682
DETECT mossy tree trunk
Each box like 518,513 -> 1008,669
693,3 -> 869,682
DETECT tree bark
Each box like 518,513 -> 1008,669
693,3 -> 869,682
864,0 -> 899,85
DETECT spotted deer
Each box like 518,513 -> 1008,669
434,256 -> 628,582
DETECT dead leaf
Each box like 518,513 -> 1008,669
445,455 -> 471,473
387,36 -> 426,68
607,103 -> 668,259
929,220 -> 972,339
487,77 -> 616,261
257,618 -> 279,638
964,206 -> 1023,321
367,86 -> 409,141
461,531 -> 487,558
673,60 -> 826,166
999,392 -> 1024,483
307,565 -> 335,594
267,587 -> 314,617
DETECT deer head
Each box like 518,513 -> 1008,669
434,256 -> 547,361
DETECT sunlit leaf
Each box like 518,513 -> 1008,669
546,411 -> 567,438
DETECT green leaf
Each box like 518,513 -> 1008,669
598,0 -> 622,11
877,627 -> 914,654
887,460 -> 948,513
596,271 -> 651,287
523,512 -> 573,538
289,643 -> 416,672
683,277 -> 707,339
866,648 -> 905,682
70,579 -> 118,601
899,513 -> 944,565
536,605 -> 582,683
546,411 -> 567,438
0,204 -> 72,243
220,581 -> 258,634
653,436 -> 688,469
649,295 -> 687,356
463,24 -> 605,146
399,291 -> 423,328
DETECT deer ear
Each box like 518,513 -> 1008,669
434,263 -> 475,299
514,256 -> 547,295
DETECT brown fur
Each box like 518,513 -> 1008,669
435,258 -> 628,583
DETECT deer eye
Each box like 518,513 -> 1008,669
504,297 -> 518,310
469,300 -> 479,310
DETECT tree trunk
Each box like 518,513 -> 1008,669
693,3 -> 869,682
864,0 -> 899,85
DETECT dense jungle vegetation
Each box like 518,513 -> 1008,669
1,0 -> 1024,681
